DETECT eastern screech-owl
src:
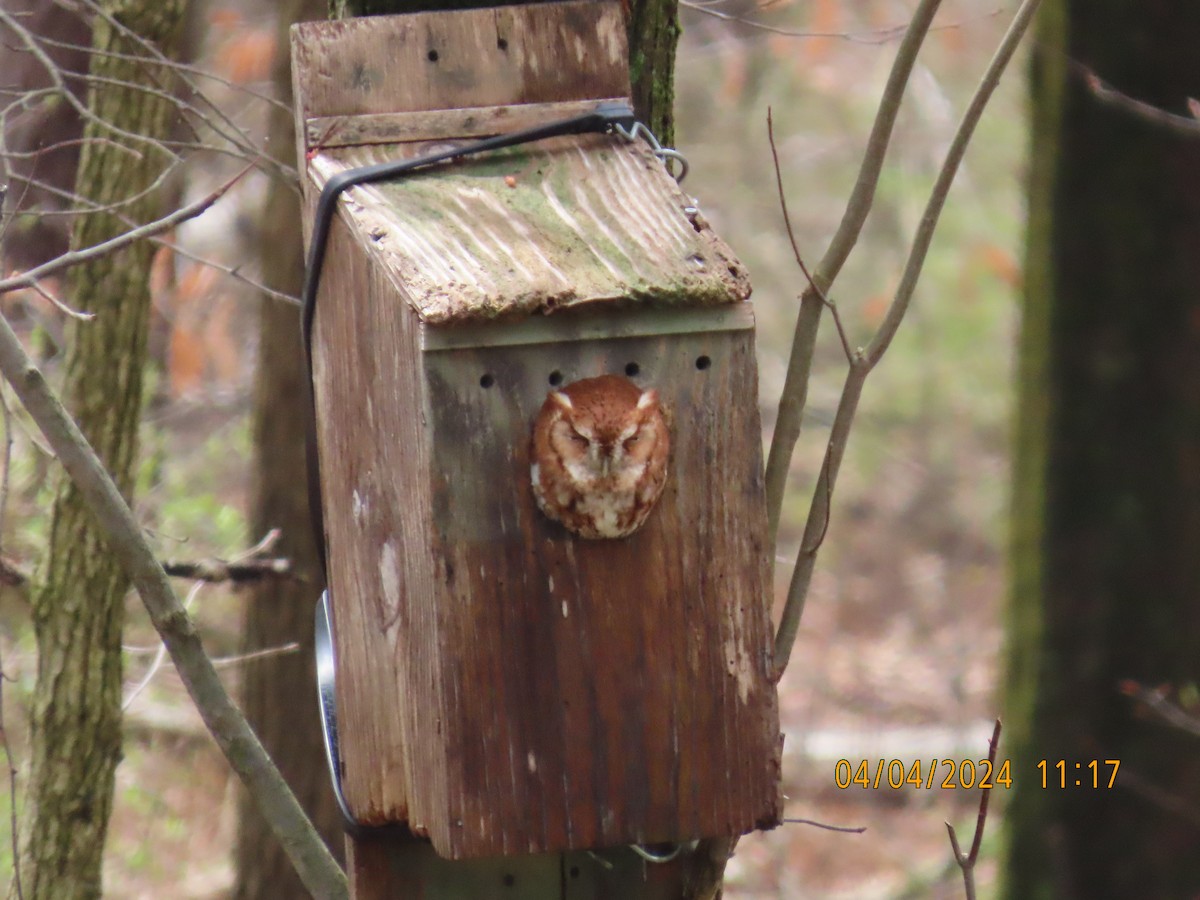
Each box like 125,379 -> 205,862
530,374 -> 670,539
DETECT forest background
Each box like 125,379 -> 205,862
0,0 -> 1094,896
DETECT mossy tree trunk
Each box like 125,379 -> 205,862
1005,3 -> 1200,898
16,0 -> 184,897
231,0 -> 347,897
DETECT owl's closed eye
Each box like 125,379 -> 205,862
530,374 -> 670,539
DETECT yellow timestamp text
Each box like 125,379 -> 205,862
834,758 -> 1013,791
1037,758 -> 1120,788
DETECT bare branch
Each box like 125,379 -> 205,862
864,0 -> 1046,367
771,0 -> 1043,675
160,556 -> 293,582
1119,679 -> 1200,739
946,719 -> 1002,900
773,365 -> 867,671
782,817 -> 867,834
1080,67 -> 1200,138
0,165 -> 251,297
0,8 -> 180,160
767,108 -> 852,364
0,310 -> 347,897
680,1 -> 999,45
123,580 -> 205,710
212,642 -> 301,668
762,0 -> 946,546
149,238 -> 302,307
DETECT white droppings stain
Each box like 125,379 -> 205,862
547,573 -> 553,592
725,601 -> 755,705
352,489 -> 366,522
561,600 -> 569,618
527,752 -> 537,774
380,541 -> 401,614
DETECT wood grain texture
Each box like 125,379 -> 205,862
309,135 -> 751,324
295,0 -> 780,863
291,1 -> 628,123
305,99 -> 626,150
316,293 -> 782,857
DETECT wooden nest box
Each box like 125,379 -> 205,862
292,0 -> 782,860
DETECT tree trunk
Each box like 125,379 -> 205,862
16,0 -> 184,896
232,1 -> 346,898
1004,3 -> 1200,898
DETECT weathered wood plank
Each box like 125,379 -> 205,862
313,212 -> 432,828
296,0 -> 781,865
291,2 -> 628,124
305,98 -> 627,150
309,135 -> 751,325
413,321 -> 781,857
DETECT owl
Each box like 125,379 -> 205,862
530,374 -> 670,539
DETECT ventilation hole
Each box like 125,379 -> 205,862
502,873 -> 516,888
624,361 -> 640,377
548,370 -> 563,386
569,866 -> 581,879
497,37 -> 508,50
480,373 -> 495,388
695,355 -> 711,371
427,49 -> 439,62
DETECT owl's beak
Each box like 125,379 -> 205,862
599,454 -> 612,479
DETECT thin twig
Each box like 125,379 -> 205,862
0,9 -> 179,160
767,108 -> 853,363
160,556 -> 292,582
1079,66 -> 1200,138
771,0 -> 1044,675
762,0 -> 947,546
782,817 -> 867,834
33,28 -> 294,118
148,239 -> 302,307
0,164 -> 252,297
680,1 -> 999,45
864,0 -> 1046,367
123,581 -> 205,710
211,642 -> 301,668
24,277 -> 92,321
1119,679 -> 1200,739
946,718 -> 1002,900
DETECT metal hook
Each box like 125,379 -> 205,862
629,842 -> 688,863
612,120 -> 689,184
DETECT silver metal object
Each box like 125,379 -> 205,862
613,120 -> 690,183
315,590 -> 358,826
629,841 -> 690,863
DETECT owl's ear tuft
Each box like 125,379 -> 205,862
550,391 -> 574,412
636,389 -> 658,411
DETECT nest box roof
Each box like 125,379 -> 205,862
308,132 -> 752,326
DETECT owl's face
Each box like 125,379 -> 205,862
530,374 -> 670,539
